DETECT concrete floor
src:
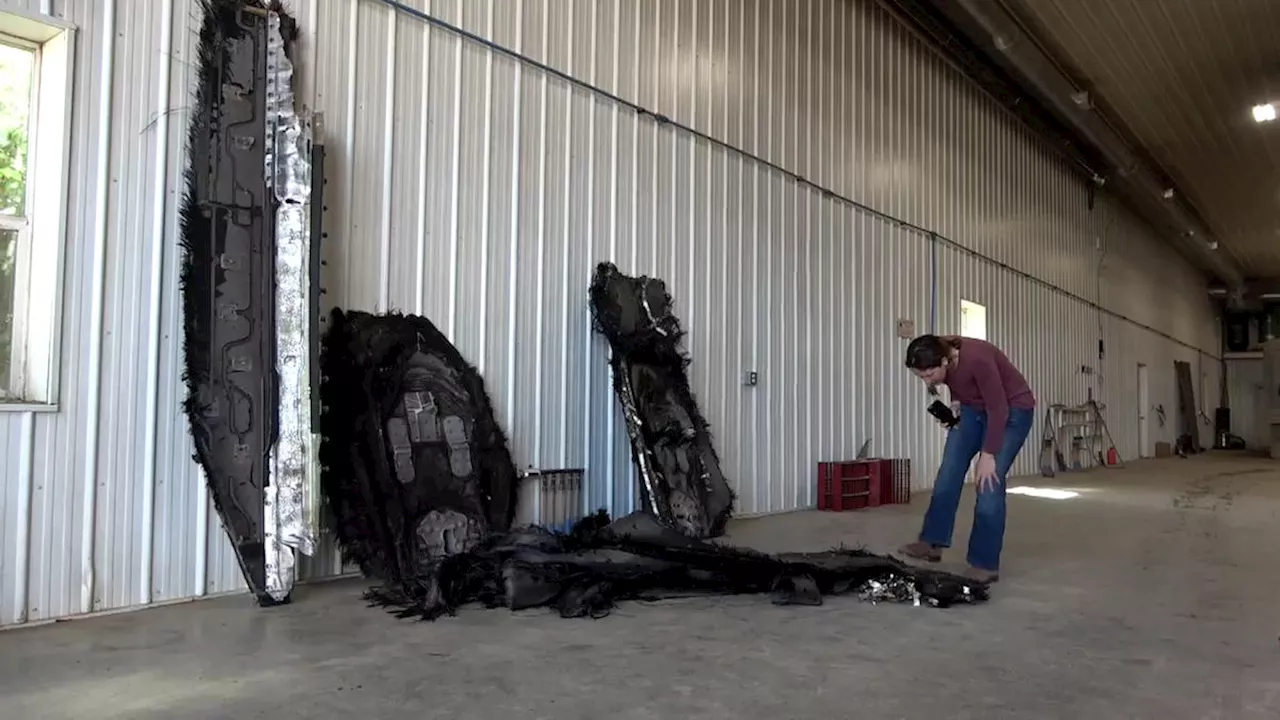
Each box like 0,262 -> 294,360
2,455 -> 1279,719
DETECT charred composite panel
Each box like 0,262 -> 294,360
181,0 -> 322,605
318,310 -> 520,607
316,309 -> 991,621
589,263 -> 734,539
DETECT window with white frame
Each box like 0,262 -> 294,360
960,299 -> 987,341
0,11 -> 73,407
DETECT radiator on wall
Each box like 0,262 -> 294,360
514,469 -> 584,532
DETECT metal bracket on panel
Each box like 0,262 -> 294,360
263,8 -> 326,600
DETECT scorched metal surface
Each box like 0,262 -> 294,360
589,263 -> 735,539
180,0 -> 320,605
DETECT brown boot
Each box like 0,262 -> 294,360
899,541 -> 942,562
963,566 -> 1000,583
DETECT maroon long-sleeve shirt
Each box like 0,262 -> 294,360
944,338 -> 1036,454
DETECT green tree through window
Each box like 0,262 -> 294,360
0,41 -> 33,396
0,121 -> 25,211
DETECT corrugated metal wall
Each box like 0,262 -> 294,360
0,0 -> 1222,627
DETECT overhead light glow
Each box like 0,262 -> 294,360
1253,103 -> 1277,123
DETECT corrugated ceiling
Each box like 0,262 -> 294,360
1001,0 -> 1280,278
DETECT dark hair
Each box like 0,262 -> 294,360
904,334 -> 951,370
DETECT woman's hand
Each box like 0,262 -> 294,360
974,452 -> 999,492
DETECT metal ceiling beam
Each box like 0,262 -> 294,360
928,0 -> 1246,289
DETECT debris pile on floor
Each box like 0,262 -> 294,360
316,290 -> 990,621
365,509 -> 989,620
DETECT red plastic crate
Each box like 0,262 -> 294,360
817,458 -> 911,511
885,458 -> 912,505
817,460 -> 884,511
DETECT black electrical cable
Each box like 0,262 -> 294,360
373,0 -> 1217,361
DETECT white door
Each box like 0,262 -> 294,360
1137,363 -> 1151,457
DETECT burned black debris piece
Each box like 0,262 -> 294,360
319,309 -> 520,590
589,263 -> 734,539
363,510 -> 990,621
314,303 -> 989,621
180,0 -> 323,606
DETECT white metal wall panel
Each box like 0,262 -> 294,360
1226,358 -> 1263,450
0,0 -> 1222,627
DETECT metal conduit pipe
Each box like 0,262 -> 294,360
940,0 -> 1246,290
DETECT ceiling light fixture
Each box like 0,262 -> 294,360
1162,188 -> 1175,199
1252,103 -> 1277,123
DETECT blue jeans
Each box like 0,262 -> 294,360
919,405 -> 1035,571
